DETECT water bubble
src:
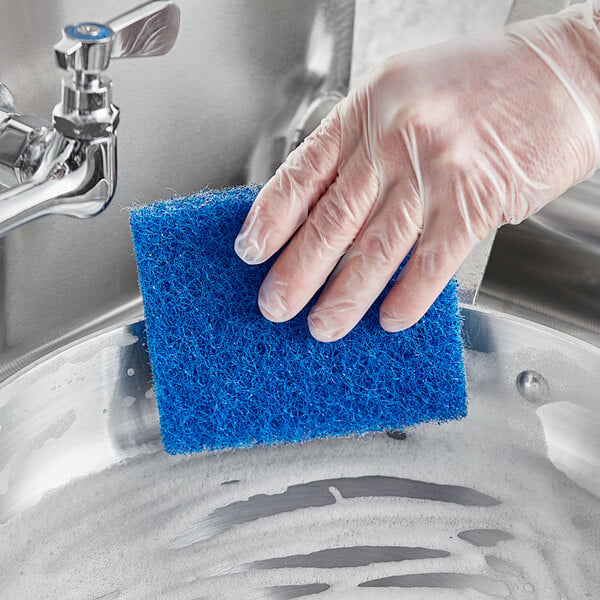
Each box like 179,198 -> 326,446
516,370 -> 549,403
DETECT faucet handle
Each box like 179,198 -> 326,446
0,83 -> 15,113
54,1 -> 180,74
54,25 -> 113,73
108,1 -> 180,60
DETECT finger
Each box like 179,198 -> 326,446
379,219 -> 474,332
257,146 -> 381,323
306,183 -> 423,342
235,104 -> 344,265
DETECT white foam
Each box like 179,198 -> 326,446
1,349 -> 599,598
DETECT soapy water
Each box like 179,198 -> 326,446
1,353 -> 600,599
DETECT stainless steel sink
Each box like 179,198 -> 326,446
1,1 -> 599,597
1,305 -> 599,598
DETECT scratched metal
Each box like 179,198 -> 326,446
1,306 -> 600,598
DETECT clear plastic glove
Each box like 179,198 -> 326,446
235,1 -> 600,342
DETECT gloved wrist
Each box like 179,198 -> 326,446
508,0 -> 600,186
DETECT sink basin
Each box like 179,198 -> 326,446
1,306 -> 599,598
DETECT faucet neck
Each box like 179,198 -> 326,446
53,75 -> 119,141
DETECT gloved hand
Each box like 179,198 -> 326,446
235,1 -> 600,342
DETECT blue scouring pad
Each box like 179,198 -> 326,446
130,185 -> 467,455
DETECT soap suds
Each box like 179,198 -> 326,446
1,356 -> 599,599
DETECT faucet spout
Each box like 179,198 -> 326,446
0,133 -> 116,237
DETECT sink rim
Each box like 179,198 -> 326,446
2,303 -> 599,394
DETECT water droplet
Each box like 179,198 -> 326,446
516,370 -> 549,403
127,368 -> 135,377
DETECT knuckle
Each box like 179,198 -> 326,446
342,161 -> 380,200
432,140 -> 472,169
311,181 -> 373,245
371,54 -> 407,89
361,230 -> 397,267
409,249 -> 444,279
378,101 -> 437,165
398,198 -> 424,233
393,100 -> 429,133
300,126 -> 338,174
381,96 -> 462,164
317,195 -> 356,239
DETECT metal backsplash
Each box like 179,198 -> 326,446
480,171 -> 600,347
0,0 -> 355,380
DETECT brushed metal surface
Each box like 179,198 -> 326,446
0,0 -> 354,381
1,306 -> 599,597
480,170 -> 600,347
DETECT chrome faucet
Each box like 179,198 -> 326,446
0,1 -> 180,237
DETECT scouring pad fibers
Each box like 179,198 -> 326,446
129,185 -> 467,455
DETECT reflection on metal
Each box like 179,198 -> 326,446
0,83 -> 13,112
1,306 -> 600,597
248,546 -> 450,570
457,529 -> 515,548
247,0 -> 353,183
358,572 -> 510,595
516,369 -> 550,403
107,0 -> 180,59
169,476 -> 499,548
456,232 -> 496,305
533,173 -> 600,248
480,172 -> 600,347
0,320 -> 160,523
267,583 -> 330,599
537,401 -> 600,498
485,554 -> 525,578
